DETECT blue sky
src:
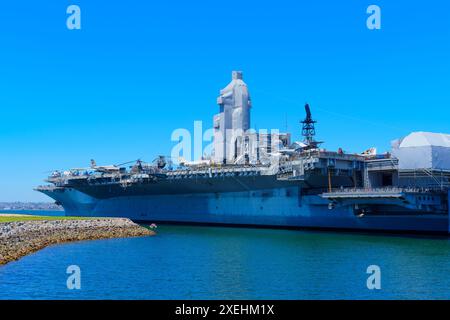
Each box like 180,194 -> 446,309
0,0 -> 449,201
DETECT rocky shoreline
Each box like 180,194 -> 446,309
0,218 -> 155,265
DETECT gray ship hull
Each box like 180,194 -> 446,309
39,185 -> 450,234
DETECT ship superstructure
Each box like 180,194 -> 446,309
36,72 -> 450,234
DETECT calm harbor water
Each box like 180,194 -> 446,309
1,211 -> 450,299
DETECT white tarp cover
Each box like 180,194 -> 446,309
213,71 -> 252,163
391,132 -> 450,170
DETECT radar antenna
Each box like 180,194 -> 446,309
300,103 -> 322,149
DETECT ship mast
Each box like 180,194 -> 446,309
300,103 -> 321,149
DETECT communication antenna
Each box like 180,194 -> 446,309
285,112 -> 288,133
301,103 -> 316,144
300,103 -> 322,149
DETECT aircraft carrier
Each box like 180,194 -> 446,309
36,71 -> 450,234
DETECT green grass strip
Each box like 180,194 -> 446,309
0,215 -> 98,223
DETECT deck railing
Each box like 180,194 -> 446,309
324,186 -> 446,195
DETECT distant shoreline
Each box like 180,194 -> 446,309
0,215 -> 155,265
0,202 -> 63,212
0,208 -> 64,212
